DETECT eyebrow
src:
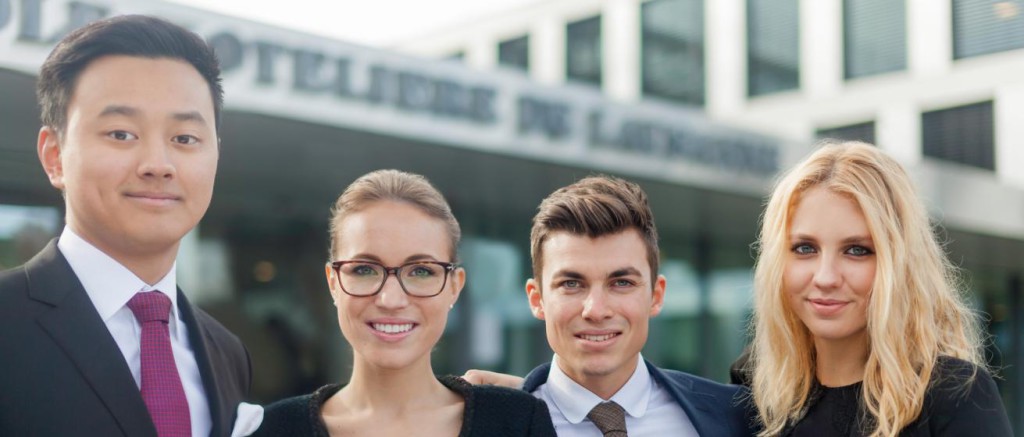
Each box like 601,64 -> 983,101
172,110 -> 208,125
609,267 -> 643,278
98,105 -> 208,126
790,234 -> 874,244
345,253 -> 440,264
550,267 -> 643,280
98,105 -> 139,118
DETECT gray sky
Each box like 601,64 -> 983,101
166,0 -> 538,46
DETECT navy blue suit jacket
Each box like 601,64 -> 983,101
523,359 -> 756,436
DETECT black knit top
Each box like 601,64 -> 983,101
252,375 -> 556,437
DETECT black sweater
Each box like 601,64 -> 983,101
252,375 -> 556,437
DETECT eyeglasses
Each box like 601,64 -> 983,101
328,260 -> 458,297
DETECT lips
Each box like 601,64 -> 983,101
575,330 -> 621,343
808,298 -> 850,316
125,191 -> 182,205
367,318 -> 418,341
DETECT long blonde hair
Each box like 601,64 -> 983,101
749,142 -> 985,437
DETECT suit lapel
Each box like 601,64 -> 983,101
178,291 -> 226,437
522,362 -> 552,393
645,360 -> 721,436
28,242 -> 157,437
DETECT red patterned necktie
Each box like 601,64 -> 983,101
127,291 -> 192,437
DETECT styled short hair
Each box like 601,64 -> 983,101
749,141 -> 985,437
37,15 -> 224,133
328,169 -> 461,262
529,175 -> 659,282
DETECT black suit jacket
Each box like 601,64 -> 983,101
523,359 -> 756,436
0,241 -> 251,437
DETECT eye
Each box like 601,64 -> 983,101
405,264 -> 439,278
560,279 -> 582,290
845,245 -> 874,257
611,278 -> 637,288
346,264 -> 381,276
791,243 -> 816,255
172,134 -> 199,145
107,130 -> 138,141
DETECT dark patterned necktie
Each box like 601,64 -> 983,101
587,401 -> 628,437
127,291 -> 191,437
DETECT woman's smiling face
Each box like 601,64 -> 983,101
785,187 -> 876,347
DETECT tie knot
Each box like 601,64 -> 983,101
127,291 -> 172,323
587,401 -> 627,436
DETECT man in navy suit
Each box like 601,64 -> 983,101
469,176 -> 753,436
0,16 -> 251,436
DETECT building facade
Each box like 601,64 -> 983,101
0,0 -> 1022,432
398,0 -> 1024,431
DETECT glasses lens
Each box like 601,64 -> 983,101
338,262 -> 385,296
400,262 -> 447,296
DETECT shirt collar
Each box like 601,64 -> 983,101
546,354 -> 653,424
57,226 -> 179,323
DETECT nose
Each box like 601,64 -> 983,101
137,138 -> 176,180
581,288 -> 614,321
812,255 -> 842,290
375,274 -> 409,310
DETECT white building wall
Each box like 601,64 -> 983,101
396,0 -> 1024,196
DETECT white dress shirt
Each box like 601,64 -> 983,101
58,227 -> 212,437
532,354 -> 699,437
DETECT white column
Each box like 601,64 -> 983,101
801,0 -> 843,99
705,0 -> 746,117
877,102 -> 922,166
531,14 -> 566,85
996,84 -> 1024,188
908,0 -> 953,77
602,0 -> 641,101
467,36 -> 497,70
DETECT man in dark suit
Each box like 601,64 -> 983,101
469,176 -> 753,436
0,15 -> 252,437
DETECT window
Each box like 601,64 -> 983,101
843,0 -> 907,79
498,35 -> 530,71
641,0 -> 704,105
817,121 -> 876,145
566,16 -> 602,86
953,0 -> 1024,59
747,0 -> 800,96
922,101 -> 995,170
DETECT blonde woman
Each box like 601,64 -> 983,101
737,142 -> 1011,436
253,170 -> 555,437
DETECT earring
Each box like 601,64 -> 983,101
449,303 -> 454,310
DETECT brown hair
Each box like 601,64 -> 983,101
529,175 -> 659,282
328,169 -> 461,261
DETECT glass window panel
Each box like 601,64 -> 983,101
498,35 -> 530,72
641,0 -> 705,105
953,0 -> 1024,59
817,121 -> 877,144
844,0 -> 907,79
747,0 -> 800,96
566,16 -> 602,86
922,101 -> 995,170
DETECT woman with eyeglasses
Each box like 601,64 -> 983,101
253,169 -> 555,437
734,142 -> 1010,436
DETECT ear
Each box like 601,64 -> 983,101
448,266 -> 466,308
526,278 -> 545,320
37,127 -> 65,190
650,274 -> 666,317
324,264 -> 339,303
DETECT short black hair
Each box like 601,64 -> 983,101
37,15 -> 223,133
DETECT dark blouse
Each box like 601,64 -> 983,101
737,356 -> 1012,436
252,375 -> 556,437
